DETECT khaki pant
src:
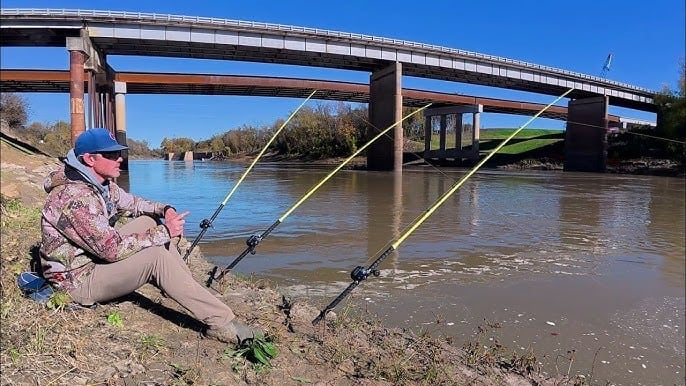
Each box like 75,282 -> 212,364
69,216 -> 234,328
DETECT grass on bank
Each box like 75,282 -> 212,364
479,129 -> 564,140
417,128 -> 565,156
0,195 -> 41,276
479,129 -> 564,155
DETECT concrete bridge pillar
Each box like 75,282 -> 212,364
87,71 -> 114,132
472,109 -> 480,157
103,67 -> 118,135
439,114 -> 448,152
564,96 -> 608,172
367,62 -> 402,171
454,113 -> 463,153
88,71 -> 116,133
114,81 -> 129,170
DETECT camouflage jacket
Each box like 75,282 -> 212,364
40,164 -> 172,291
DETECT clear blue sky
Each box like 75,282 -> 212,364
1,0 -> 684,148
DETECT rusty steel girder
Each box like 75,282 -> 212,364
0,69 -> 622,123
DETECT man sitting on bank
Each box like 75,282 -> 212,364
39,128 -> 259,343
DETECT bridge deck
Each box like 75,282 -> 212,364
0,8 -> 657,112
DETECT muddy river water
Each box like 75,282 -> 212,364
124,160 -> 684,385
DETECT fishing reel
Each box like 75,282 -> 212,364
206,266 -> 218,287
246,234 -> 262,254
350,266 -> 380,282
199,219 -> 213,229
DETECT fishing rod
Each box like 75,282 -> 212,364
183,90 -> 317,262
206,103 -> 433,287
312,87 -> 575,325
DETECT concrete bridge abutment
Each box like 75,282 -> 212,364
564,96 -> 608,172
367,62 -> 402,171
114,81 -> 129,170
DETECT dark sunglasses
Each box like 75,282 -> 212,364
96,151 -> 122,160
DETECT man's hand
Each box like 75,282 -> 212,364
165,211 -> 189,238
164,206 -> 178,218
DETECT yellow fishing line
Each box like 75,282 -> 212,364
208,103 -> 433,278
392,88 -> 574,249
184,90 -> 317,261
279,103 -> 432,221
221,90 -> 317,206
624,131 -> 685,144
313,88 -> 576,324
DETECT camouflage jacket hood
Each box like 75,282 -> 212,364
40,151 -> 173,291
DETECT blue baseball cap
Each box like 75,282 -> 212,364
74,128 -> 128,156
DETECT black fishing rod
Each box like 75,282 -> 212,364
312,88 -> 575,325
182,91 -> 316,262
206,103 -> 433,287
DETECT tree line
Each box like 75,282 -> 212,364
652,61 -> 686,158
0,95 -> 422,160
159,103 -> 427,160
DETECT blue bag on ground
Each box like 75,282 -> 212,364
17,272 -> 54,303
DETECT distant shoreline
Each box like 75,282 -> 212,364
148,152 -> 685,177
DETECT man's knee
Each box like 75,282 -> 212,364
138,245 -> 169,261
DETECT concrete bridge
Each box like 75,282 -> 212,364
0,8 -> 659,172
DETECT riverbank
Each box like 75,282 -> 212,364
210,145 -> 684,177
491,157 -> 684,176
0,132 -> 586,384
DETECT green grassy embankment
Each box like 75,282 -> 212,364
408,129 -> 565,168
478,129 -> 565,155
419,129 -> 564,155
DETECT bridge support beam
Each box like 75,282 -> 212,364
423,105 -> 482,163
564,96 -> 608,172
87,72 -> 115,133
68,49 -> 86,145
114,81 -> 129,170
367,62 -> 402,171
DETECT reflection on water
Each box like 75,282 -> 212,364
125,161 -> 685,386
